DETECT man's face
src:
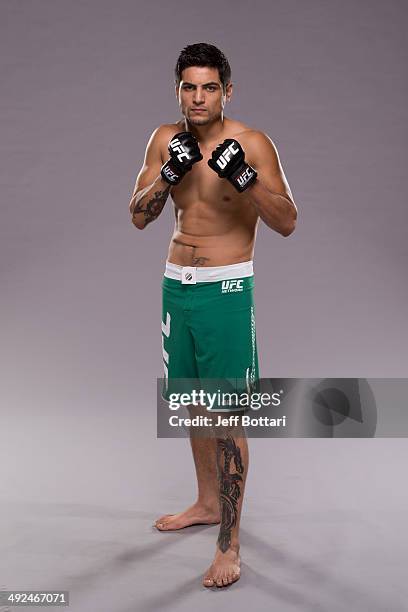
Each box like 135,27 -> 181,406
176,66 -> 232,126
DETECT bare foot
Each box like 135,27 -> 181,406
155,502 -> 220,531
203,545 -> 241,587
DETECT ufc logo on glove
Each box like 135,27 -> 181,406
237,167 -> 255,188
169,139 -> 191,163
207,138 -> 258,192
216,142 -> 240,170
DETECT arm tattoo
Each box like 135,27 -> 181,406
132,187 -> 170,226
216,435 -> 244,553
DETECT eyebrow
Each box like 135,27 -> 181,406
182,81 -> 221,87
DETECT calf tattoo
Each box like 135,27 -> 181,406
217,435 -> 244,553
132,187 -> 170,226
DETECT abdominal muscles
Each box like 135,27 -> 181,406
167,200 -> 258,267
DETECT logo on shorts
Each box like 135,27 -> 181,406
221,279 -> 244,293
185,273 -> 193,281
162,312 -> 171,387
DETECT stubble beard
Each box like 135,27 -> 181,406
187,113 -> 211,126
185,108 -> 222,127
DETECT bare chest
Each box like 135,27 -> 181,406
170,149 -> 239,210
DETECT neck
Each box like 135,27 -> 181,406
183,114 -> 227,144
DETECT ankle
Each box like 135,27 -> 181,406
217,541 -> 240,555
229,539 -> 240,554
196,497 -> 220,512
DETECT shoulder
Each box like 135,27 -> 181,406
147,122 -> 182,146
235,129 -> 280,167
224,119 -> 276,148
145,122 -> 183,161
236,128 -> 277,151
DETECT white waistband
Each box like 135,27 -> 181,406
164,260 -> 254,282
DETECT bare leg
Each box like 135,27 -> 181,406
155,404 -> 220,530
203,421 -> 248,587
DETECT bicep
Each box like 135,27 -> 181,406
250,134 -> 294,203
131,128 -> 165,197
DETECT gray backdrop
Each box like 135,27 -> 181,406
1,1 -> 407,611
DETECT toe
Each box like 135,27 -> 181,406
155,514 -> 173,525
232,570 -> 240,583
155,516 -> 165,524
203,573 -> 214,587
155,520 -> 171,531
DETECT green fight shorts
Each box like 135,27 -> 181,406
161,260 -> 260,410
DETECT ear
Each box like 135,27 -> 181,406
174,82 -> 180,100
225,81 -> 233,103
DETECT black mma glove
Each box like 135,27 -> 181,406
208,138 -> 257,192
161,132 -> 203,185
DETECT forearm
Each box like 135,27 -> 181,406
244,178 -> 297,237
129,176 -> 171,229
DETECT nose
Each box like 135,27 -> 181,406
193,86 -> 205,105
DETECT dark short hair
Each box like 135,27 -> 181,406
175,43 -> 231,90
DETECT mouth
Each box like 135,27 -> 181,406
191,108 -> 207,113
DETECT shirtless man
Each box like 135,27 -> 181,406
129,43 -> 297,588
